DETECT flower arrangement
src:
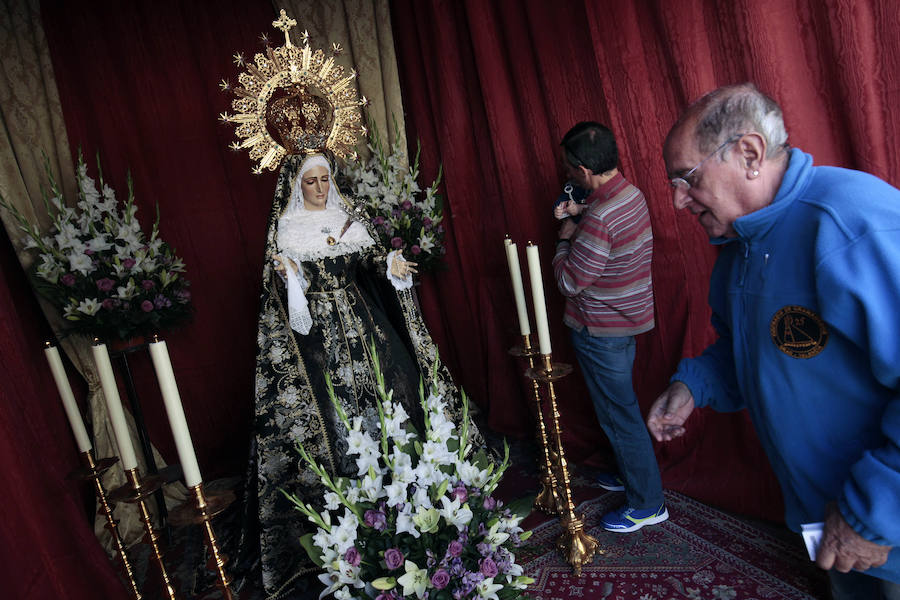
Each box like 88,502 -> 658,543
286,349 -> 534,600
0,152 -> 192,342
344,123 -> 446,273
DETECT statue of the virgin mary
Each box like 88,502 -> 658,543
222,12 -> 484,598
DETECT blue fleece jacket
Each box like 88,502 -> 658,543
674,148 -> 900,582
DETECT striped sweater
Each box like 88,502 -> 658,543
552,172 -> 655,337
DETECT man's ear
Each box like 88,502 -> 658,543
737,132 -> 766,173
579,164 -> 593,178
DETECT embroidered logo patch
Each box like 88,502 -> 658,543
770,306 -> 828,358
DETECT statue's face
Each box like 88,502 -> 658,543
300,166 -> 330,211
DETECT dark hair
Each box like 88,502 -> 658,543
560,121 -> 618,174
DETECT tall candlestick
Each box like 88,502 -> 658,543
526,243 -> 552,354
92,341 -> 138,470
149,338 -> 203,488
505,241 -> 531,336
44,343 -> 92,452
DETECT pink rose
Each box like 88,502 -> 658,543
96,277 -> 115,292
447,540 -> 464,558
411,245 -> 422,255
451,485 -> 468,503
141,279 -> 155,290
122,258 -> 136,269
384,548 -> 404,570
480,557 -> 498,578
391,237 -> 403,249
344,547 -> 361,567
140,300 -> 154,312
431,569 -> 450,589
61,273 -> 76,287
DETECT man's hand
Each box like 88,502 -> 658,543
554,201 -> 570,220
816,502 -> 892,573
646,381 -> 695,441
558,218 -> 577,240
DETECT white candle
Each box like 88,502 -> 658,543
44,344 -> 92,452
148,339 -> 203,487
91,341 -> 138,470
505,241 -> 531,336
525,243 -> 552,355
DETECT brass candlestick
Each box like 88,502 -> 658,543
509,334 -> 563,515
69,451 -> 142,599
170,484 -> 236,600
526,354 -> 601,576
121,468 -> 180,600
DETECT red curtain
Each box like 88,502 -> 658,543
0,224 -> 131,597
391,0 -> 900,521
39,0 -> 278,479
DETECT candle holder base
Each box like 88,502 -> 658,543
67,455 -> 118,480
508,342 -> 540,359
169,488 -> 236,527
109,473 -> 166,504
556,513 -> 602,577
525,361 -> 573,382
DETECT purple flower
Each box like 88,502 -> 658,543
480,557 -> 498,578
141,279 -> 155,290
451,485 -> 468,503
384,548 -> 404,570
101,298 -> 118,310
426,549 -> 437,568
175,289 -> 191,302
84,248 -> 94,256
122,258 -> 136,269
96,277 -> 115,292
482,496 -> 497,511
423,217 -> 433,228
364,509 -> 387,531
372,216 -> 385,226
391,208 -> 401,218
391,237 -> 403,249
436,225 -> 444,234
447,540 -> 464,558
476,542 -> 491,557
449,557 -> 464,577
411,244 -> 421,255
344,547 -> 361,567
401,200 -> 412,211
61,273 -> 76,287
431,569 -> 450,590
140,300 -> 154,312
154,294 -> 172,309
376,593 -> 395,600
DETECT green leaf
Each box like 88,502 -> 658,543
298,533 -> 325,567
505,494 -> 536,520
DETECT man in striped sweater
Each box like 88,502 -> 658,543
552,121 -> 666,532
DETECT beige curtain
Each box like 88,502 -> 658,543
273,0 -> 408,159
0,0 -> 185,552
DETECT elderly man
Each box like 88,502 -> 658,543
648,82 -> 900,599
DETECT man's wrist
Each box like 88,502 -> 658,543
557,238 -> 570,245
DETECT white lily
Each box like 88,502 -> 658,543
396,561 -> 429,599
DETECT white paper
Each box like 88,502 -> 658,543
801,521 -> 824,561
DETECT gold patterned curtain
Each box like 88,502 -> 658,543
0,0 -> 185,551
273,0 -> 408,157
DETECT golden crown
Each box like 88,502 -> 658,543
219,10 -> 367,174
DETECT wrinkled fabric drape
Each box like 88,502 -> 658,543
0,222 -> 131,598
391,0 -> 900,521
0,0 -> 186,552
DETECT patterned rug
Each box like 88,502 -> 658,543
516,489 -> 830,600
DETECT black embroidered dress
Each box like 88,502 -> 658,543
240,155 -> 479,599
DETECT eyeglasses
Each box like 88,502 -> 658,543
669,134 -> 745,191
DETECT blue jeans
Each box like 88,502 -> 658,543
570,327 -> 663,510
829,570 -> 900,600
